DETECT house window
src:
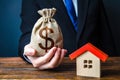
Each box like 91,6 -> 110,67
83,60 -> 93,69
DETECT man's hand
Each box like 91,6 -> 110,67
24,44 -> 67,70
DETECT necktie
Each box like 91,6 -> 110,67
64,0 -> 78,31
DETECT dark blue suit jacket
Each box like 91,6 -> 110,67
19,0 -> 119,62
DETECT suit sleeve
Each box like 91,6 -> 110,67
18,0 -> 40,63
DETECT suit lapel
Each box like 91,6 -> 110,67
50,0 -> 66,13
77,0 -> 89,41
50,0 -> 90,42
50,0 -> 76,32
50,0 -> 71,21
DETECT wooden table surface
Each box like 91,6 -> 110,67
0,57 -> 120,80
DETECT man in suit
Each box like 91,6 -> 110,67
18,0 -> 116,70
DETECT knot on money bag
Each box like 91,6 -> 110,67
30,8 -> 63,56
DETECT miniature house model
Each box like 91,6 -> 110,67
69,43 -> 108,78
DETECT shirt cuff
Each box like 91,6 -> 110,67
23,54 -> 32,64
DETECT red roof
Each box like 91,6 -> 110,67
69,43 -> 108,62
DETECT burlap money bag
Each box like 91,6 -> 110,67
29,8 -> 63,56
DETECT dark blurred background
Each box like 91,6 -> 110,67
0,0 -> 120,57
0,0 -> 21,57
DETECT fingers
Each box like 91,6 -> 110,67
24,44 -> 67,70
38,48 -> 67,70
57,49 -> 67,66
38,48 -> 61,70
31,47 -> 57,67
42,47 -> 58,62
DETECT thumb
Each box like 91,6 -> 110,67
24,45 -> 36,56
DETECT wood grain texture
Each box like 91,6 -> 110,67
0,57 -> 120,80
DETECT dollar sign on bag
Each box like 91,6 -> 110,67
39,27 -> 54,52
